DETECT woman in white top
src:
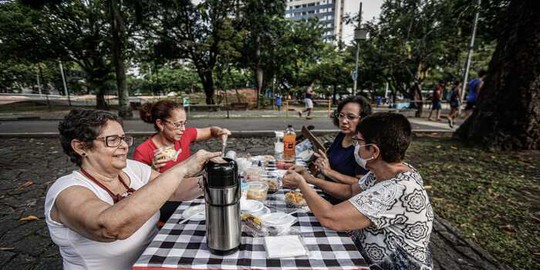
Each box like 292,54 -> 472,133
283,112 -> 433,269
44,109 -> 220,270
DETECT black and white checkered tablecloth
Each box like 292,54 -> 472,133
133,189 -> 368,270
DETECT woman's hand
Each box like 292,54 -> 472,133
152,151 -> 168,171
282,170 -> 307,189
313,149 -> 331,175
218,128 -> 231,144
288,165 -> 309,177
177,150 -> 221,177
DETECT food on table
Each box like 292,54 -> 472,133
241,213 -> 263,231
264,178 -> 281,194
285,191 -> 307,207
247,181 -> 268,201
276,160 -> 293,170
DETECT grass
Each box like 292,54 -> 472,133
406,135 -> 540,269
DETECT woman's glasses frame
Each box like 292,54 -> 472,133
164,119 -> 188,129
95,135 -> 134,147
335,112 -> 361,122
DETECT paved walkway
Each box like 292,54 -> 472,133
0,107 -> 463,137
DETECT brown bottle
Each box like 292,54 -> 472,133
283,125 -> 296,162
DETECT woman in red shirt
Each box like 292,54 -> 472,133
133,100 -> 231,224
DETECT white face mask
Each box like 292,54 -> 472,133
354,144 -> 374,169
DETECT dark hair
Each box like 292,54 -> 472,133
139,100 -> 183,131
357,112 -> 411,163
58,109 -> 122,166
478,69 -> 487,78
332,95 -> 373,127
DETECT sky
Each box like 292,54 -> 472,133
342,0 -> 384,44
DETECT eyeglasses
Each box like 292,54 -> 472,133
336,112 -> 361,121
352,137 -> 371,148
95,135 -> 134,147
164,119 -> 188,129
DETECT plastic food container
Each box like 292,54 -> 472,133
263,177 -> 281,194
247,181 -> 269,201
260,212 -> 296,234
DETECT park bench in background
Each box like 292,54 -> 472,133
228,102 -> 249,110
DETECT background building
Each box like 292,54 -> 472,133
285,0 -> 345,43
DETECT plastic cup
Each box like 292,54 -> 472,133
247,181 -> 269,202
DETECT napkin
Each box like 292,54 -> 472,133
264,235 -> 308,258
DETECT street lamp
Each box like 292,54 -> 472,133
352,25 -> 367,96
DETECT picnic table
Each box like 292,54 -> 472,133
132,188 -> 368,270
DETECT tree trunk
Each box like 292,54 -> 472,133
256,66 -> 263,109
409,82 -> 424,117
109,0 -> 132,119
200,70 -> 215,105
454,0 -> 540,150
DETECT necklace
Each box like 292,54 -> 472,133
80,168 -> 136,203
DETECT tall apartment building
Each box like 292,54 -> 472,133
285,0 -> 345,43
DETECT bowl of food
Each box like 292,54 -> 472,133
285,191 -> 307,208
263,177 -> 281,194
247,181 -> 269,201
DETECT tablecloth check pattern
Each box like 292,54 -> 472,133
133,189 -> 368,270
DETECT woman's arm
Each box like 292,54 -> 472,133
148,170 -> 202,201
53,150 -> 220,242
314,149 -> 360,185
287,171 -> 372,231
195,126 -> 231,142
283,166 -> 360,200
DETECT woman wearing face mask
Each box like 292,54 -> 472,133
283,112 -> 433,269
133,100 -> 231,224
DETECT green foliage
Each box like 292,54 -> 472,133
407,137 -> 539,269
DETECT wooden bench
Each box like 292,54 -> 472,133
228,102 -> 249,110
187,104 -> 223,111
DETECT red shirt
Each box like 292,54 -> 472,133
133,128 -> 198,173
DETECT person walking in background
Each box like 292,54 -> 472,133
427,80 -> 444,121
275,93 -> 282,111
298,82 -> 315,119
447,80 -> 461,128
464,69 -> 487,118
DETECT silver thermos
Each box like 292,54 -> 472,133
203,158 -> 241,255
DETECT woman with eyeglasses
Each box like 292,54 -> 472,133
283,113 -> 433,269
133,100 -> 231,224
45,109 -> 221,270
294,96 -> 371,203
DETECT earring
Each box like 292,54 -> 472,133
81,153 -> 87,157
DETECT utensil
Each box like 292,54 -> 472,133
221,143 -> 227,157
178,212 -> 204,224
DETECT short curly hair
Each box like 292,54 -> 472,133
58,109 -> 122,166
332,95 -> 373,127
357,112 -> 411,163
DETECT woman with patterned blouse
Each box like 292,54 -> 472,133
283,112 -> 433,269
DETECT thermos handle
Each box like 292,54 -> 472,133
203,174 -> 213,204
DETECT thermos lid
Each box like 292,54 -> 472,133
205,158 -> 238,188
